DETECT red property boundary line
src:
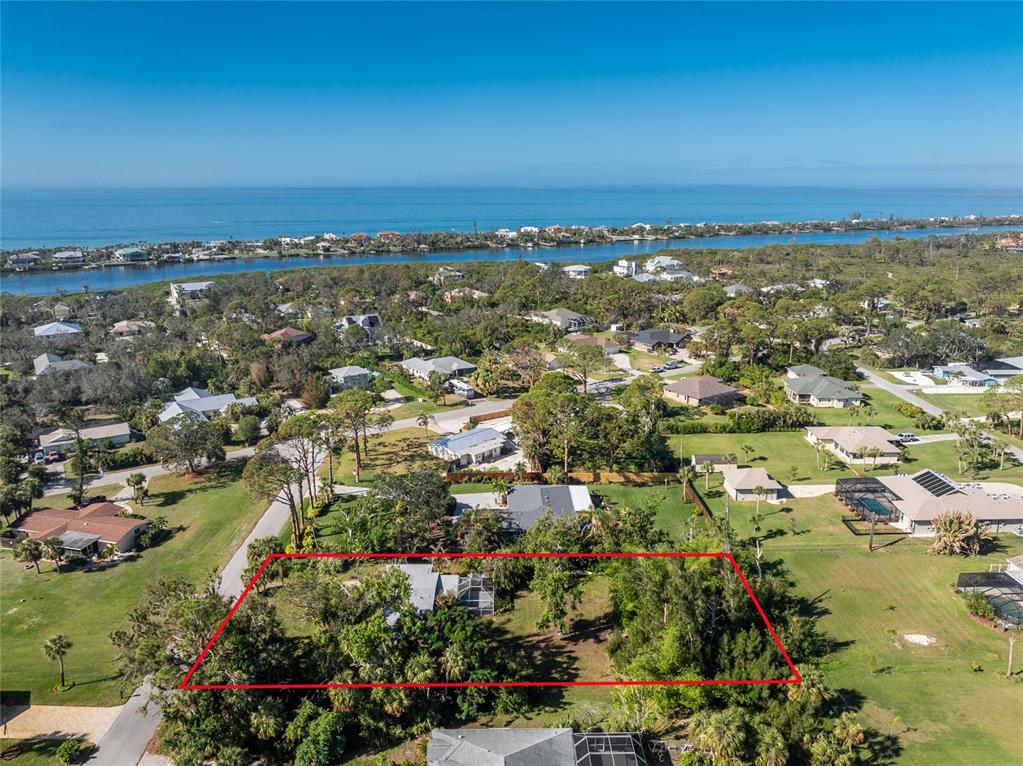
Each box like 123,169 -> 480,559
180,552 -> 802,690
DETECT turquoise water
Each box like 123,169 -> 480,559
3,185 -> 1020,250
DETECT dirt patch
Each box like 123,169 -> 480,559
903,633 -> 937,646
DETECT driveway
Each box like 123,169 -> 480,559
857,367 -> 943,417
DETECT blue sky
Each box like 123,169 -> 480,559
2,1 -> 1021,188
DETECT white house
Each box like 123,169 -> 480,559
158,387 -> 256,423
612,259 -> 637,277
52,250 -> 86,265
114,246 -> 147,262
169,281 -> 214,309
401,356 -> 476,381
39,422 -> 132,453
561,264 -> 592,280
721,467 -> 782,502
327,365 -> 373,391
428,428 -> 509,466
645,255 -> 683,273
805,426 -> 902,465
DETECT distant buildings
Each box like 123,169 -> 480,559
52,250 -> 86,266
561,264 -> 592,280
430,266 -> 463,285
33,353 -> 93,375
114,246 -> 147,262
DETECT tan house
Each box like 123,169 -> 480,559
261,327 -> 315,347
721,467 -> 782,502
664,375 -> 742,407
805,426 -> 902,465
562,333 -> 621,355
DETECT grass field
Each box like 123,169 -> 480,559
0,739 -> 66,766
811,384 -> 930,433
382,379 -> 465,420
0,462 -> 262,706
677,430 -> 858,483
917,391 -> 992,418
326,427 -> 443,485
897,439 -> 1023,487
590,483 -> 695,540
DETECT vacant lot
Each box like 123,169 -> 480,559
917,391 -> 993,418
1,463 -> 261,706
811,384 -> 929,433
327,427 -> 443,485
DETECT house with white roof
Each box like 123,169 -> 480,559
561,264 -> 592,280
806,426 -> 902,465
52,250 -> 86,265
33,321 -> 82,338
39,422 -> 132,453
33,353 -> 93,376
721,467 -> 782,502
114,246 -> 147,262
932,363 -> 997,387
645,255 -> 683,273
612,259 -> 637,277
327,365 -> 373,391
169,281 -> 214,309
158,387 -> 256,423
428,428 -> 510,466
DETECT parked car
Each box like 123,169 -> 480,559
33,451 -> 45,464
897,432 -> 917,442
80,495 -> 107,505
45,451 -> 61,464
650,366 -> 664,373
664,360 -> 679,370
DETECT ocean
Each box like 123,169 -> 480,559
2,185 -> 1020,250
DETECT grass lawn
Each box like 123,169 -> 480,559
896,440 -> 1023,487
626,348 -> 672,371
811,385 -> 929,433
326,427 -> 443,486
590,483 -> 695,540
0,462 -> 263,706
0,739 -> 67,766
382,379 -> 463,420
677,431 -> 857,484
35,484 -> 123,510
916,392 -> 993,418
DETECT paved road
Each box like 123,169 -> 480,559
86,681 -> 160,766
43,448 -> 255,497
388,398 -> 515,435
857,366 -> 943,417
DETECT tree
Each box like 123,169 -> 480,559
416,413 -> 434,435
243,447 -> 304,542
126,472 -> 148,506
236,415 -> 262,445
331,389 -> 376,483
43,634 -> 73,689
754,485 -> 766,515
15,538 -> 44,574
929,511 -> 991,556
145,415 -> 226,474
490,478 -> 510,506
300,376 -> 330,409
277,412 -> 329,511
67,436 -> 96,508
42,538 -> 65,574
556,344 -> 605,395
426,371 -> 447,405
688,707 -> 748,764
702,460 -> 714,490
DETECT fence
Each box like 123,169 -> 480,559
566,471 -> 679,485
446,470 -> 543,484
464,409 -> 512,430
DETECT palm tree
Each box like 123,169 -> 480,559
832,711 -> 865,754
126,472 -> 148,506
741,444 -> 755,464
43,634 -> 73,689
929,510 -> 991,556
416,413 -> 434,435
15,539 -> 44,574
687,708 -> 748,764
440,643 -> 470,682
41,538 -> 65,574
491,478 -> 510,506
753,722 -> 788,766
701,460 -> 714,490
753,485 -> 766,515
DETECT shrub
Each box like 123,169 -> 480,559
896,401 -> 924,418
915,414 -> 944,431
963,591 -> 996,620
105,445 -> 150,470
55,740 -> 81,765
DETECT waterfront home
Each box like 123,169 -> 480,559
932,363 -> 997,387
561,264 -> 592,280
401,356 -> 477,381
562,333 -> 621,355
428,427 -> 509,466
805,426 -> 902,465
784,368 -> 862,408
426,728 -> 646,766
612,259 -> 638,277
110,319 -> 156,338
664,375 -> 742,407
429,266 -> 463,285
169,281 -> 214,309
721,467 -> 782,502
114,246 -> 147,262
52,250 -> 86,266
7,502 -> 149,557
327,365 -> 373,391
7,252 -> 40,268
158,387 -> 256,423
631,272 -> 659,283
39,422 -> 132,453
630,328 -> 688,352
261,326 -> 314,348
528,308 -> 595,332
33,320 -> 82,338
33,353 -> 93,375
51,302 -> 73,321
836,470 -> 1023,535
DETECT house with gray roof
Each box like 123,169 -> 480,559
664,375 -> 742,407
630,328 -> 689,352
158,387 -> 257,423
328,365 -> 373,391
528,308 -> 595,332
978,356 -> 1023,382
454,485 -> 594,535
784,369 -> 862,408
426,727 -> 646,766
402,356 -> 477,380
429,428 -> 510,466
33,353 -> 93,376
33,321 -> 82,338
169,281 -> 214,309
932,363 -> 998,387
390,563 -> 494,618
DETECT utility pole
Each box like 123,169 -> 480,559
1008,632 -> 1016,679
